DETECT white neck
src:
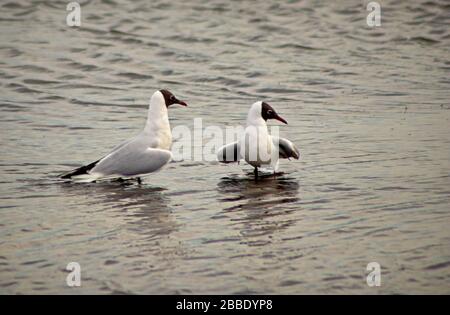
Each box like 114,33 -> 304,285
246,101 -> 267,127
142,91 -> 172,150
144,91 -> 170,133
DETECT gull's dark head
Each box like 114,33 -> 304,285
261,102 -> 287,124
159,89 -> 188,107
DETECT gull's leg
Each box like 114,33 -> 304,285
137,177 -> 142,185
254,167 -> 259,180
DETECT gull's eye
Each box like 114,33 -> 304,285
170,95 -> 175,101
267,110 -> 273,115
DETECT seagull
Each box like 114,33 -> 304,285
217,101 -> 299,178
60,89 -> 187,183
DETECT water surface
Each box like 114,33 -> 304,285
1,0 -> 450,294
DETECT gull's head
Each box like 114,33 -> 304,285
255,101 -> 287,124
158,89 -> 188,107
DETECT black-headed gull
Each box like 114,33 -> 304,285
60,89 -> 187,183
217,101 -> 299,178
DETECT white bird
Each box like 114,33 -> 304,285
60,89 -> 187,183
217,101 -> 299,178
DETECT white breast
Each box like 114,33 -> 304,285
156,125 -> 172,150
241,126 -> 273,167
144,91 -> 172,150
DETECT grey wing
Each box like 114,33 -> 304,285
272,137 -> 300,160
109,138 -> 134,154
217,142 -> 240,163
60,136 -> 137,179
90,142 -> 172,177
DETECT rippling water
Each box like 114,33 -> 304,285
1,0 -> 450,294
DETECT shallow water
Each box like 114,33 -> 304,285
1,0 -> 450,294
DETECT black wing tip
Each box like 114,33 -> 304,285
277,138 -> 300,160
59,159 -> 100,179
218,143 -> 240,163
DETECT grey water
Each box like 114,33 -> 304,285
1,0 -> 449,294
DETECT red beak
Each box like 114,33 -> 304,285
177,100 -> 188,107
274,114 -> 288,124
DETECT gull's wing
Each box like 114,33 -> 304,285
90,141 -> 172,177
60,131 -> 161,179
108,137 -> 135,154
272,137 -> 300,160
60,135 -> 138,179
217,142 -> 240,163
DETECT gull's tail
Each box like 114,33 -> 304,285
60,159 -> 100,179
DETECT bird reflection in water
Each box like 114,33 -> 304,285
216,174 -> 300,244
59,181 -> 178,240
